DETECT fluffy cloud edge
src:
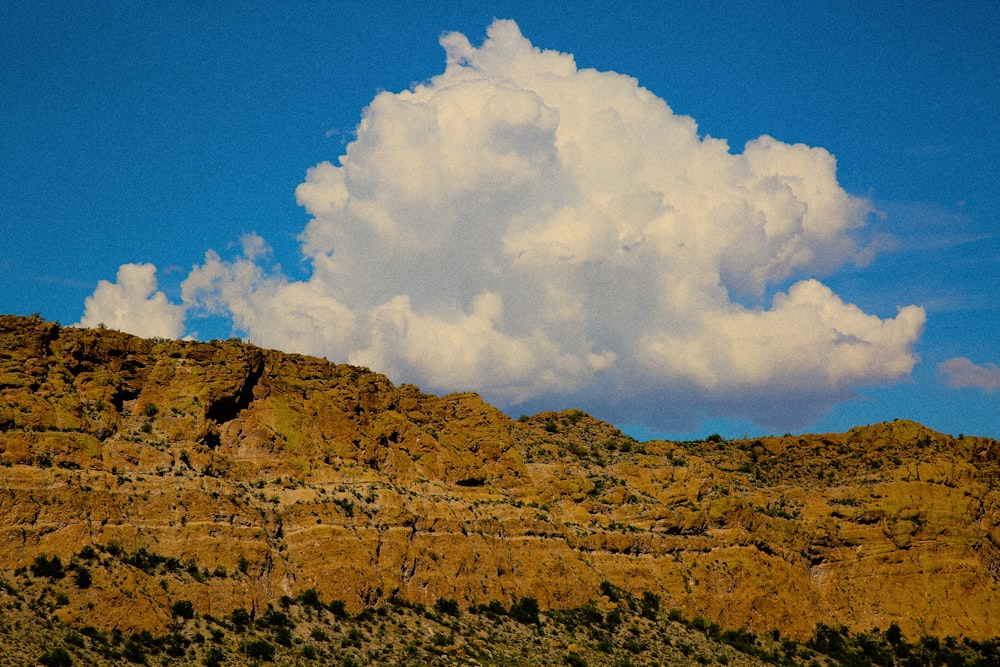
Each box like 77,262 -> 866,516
76,263 -> 186,340
74,20 -> 929,433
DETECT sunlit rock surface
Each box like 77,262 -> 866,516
1,314 -> 998,640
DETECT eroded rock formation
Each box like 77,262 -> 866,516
1,314 -> 998,640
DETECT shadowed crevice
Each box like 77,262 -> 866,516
205,350 -> 266,424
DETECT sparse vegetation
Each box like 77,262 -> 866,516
2,315 -> 1000,666
0,521 -> 997,667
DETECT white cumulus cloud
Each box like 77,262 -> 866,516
939,357 -> 1000,392
80,19 -> 926,430
77,263 -> 185,339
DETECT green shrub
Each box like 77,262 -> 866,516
886,623 -> 904,647
624,638 -> 648,653
202,647 -> 224,667
640,591 -> 660,620
243,639 -> 275,661
720,628 -> 759,653
510,597 -> 540,626
72,565 -> 92,589
165,632 -> 188,658
229,607 -> 251,632
171,599 -> 195,620
124,547 -> 175,574
333,497 -> 355,517
342,628 -> 364,648
432,632 -> 454,647
273,625 -> 293,648
580,601 -> 603,626
434,597 -> 461,617
30,554 -> 65,580
259,607 -> 293,629
101,541 -> 122,558
477,600 -> 507,616
328,599 -> 347,618
298,587 -> 324,610
122,639 -> 147,664
39,647 -> 73,667
599,580 -> 620,602
186,562 -> 206,582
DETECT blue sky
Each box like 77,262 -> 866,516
2,1 -> 997,440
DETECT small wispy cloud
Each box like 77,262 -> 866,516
939,357 -> 1000,392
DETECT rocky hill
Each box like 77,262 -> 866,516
2,313 -> 1000,663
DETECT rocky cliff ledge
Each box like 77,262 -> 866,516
1,314 -> 998,640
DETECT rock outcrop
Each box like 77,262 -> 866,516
1,314 -> 998,640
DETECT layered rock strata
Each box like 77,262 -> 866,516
1,314 -> 998,639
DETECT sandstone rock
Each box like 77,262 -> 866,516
1,314 -> 999,641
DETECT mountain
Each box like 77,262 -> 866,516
2,313 -> 999,665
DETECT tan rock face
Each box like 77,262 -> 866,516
1,314 -> 999,640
